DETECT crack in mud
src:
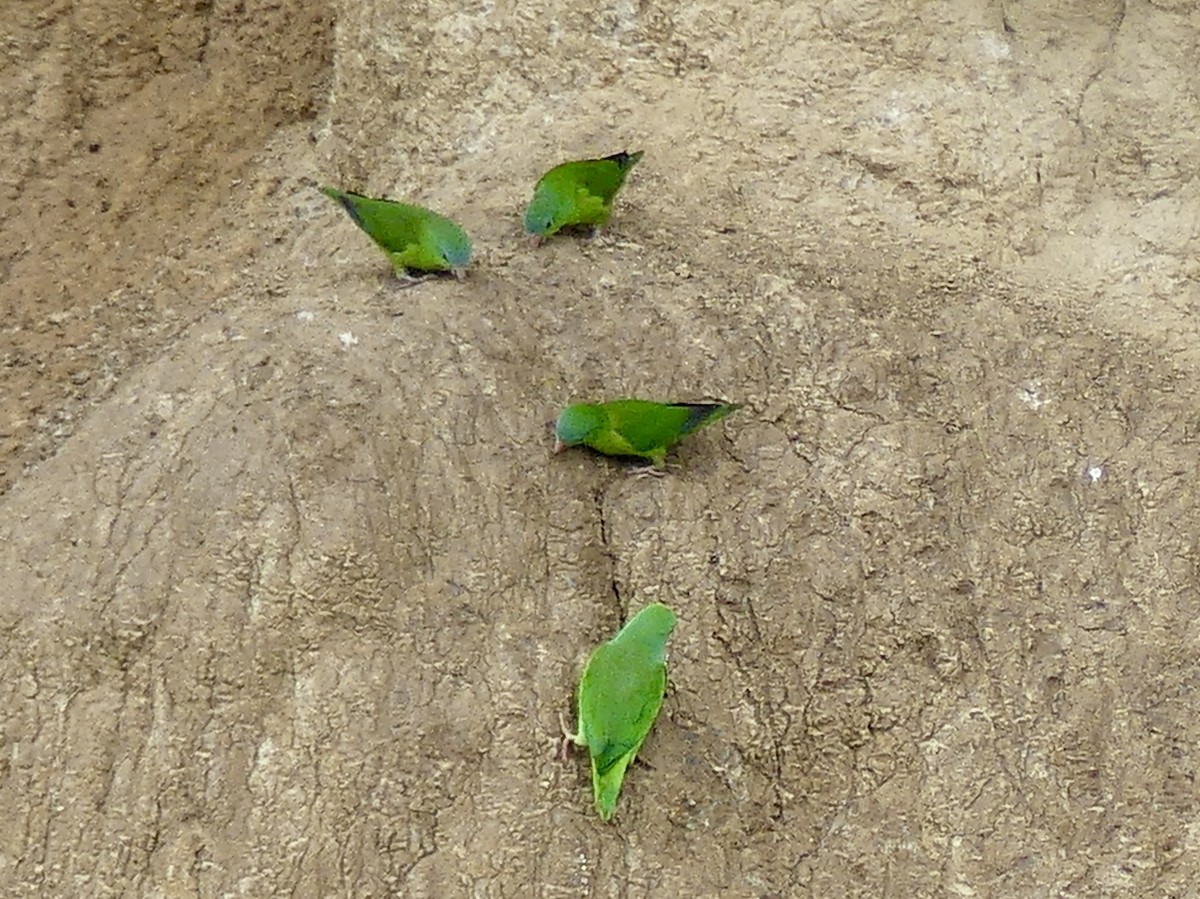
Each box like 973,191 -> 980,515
594,484 -> 623,612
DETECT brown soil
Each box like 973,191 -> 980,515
3,1 -> 1199,896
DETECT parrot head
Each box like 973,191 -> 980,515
523,190 -> 569,242
553,403 -> 605,453
432,227 -> 473,277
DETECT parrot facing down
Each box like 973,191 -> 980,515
565,603 -> 677,822
523,151 -> 644,243
553,399 -> 741,469
318,186 -> 472,278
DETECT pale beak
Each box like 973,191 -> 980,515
553,438 -> 566,454
528,234 -> 543,248
451,267 -> 465,280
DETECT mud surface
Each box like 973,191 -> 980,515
3,1 -> 1199,896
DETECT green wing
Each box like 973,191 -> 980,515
558,151 -> 643,204
557,185 -> 610,227
578,404 -> 645,460
319,186 -> 470,274
588,669 -> 662,821
606,401 -> 697,456
577,603 -> 676,821
597,400 -> 737,465
539,151 -> 643,227
320,187 -> 424,252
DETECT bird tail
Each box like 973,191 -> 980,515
318,185 -> 368,229
592,750 -> 636,822
672,402 -> 741,436
604,150 -> 645,173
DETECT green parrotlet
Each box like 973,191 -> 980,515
523,151 -> 644,243
319,186 -> 472,278
553,399 -> 740,469
564,602 -> 677,822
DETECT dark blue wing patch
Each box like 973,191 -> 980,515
672,403 -> 726,436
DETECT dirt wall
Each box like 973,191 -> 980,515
2,1 -> 1199,896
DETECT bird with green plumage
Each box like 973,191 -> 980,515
523,151 -> 644,243
318,186 -> 472,279
563,602 -> 677,822
553,398 -> 741,470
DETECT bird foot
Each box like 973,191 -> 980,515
393,273 -> 436,289
558,711 -> 581,761
627,463 -> 672,479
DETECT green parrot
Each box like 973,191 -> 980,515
564,602 -> 677,822
319,186 -> 472,278
523,151 -> 644,243
553,399 -> 741,469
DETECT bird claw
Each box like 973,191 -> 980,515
393,273 -> 435,290
628,463 -> 670,479
558,711 -> 580,761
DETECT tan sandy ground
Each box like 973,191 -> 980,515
2,1 -> 1199,896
